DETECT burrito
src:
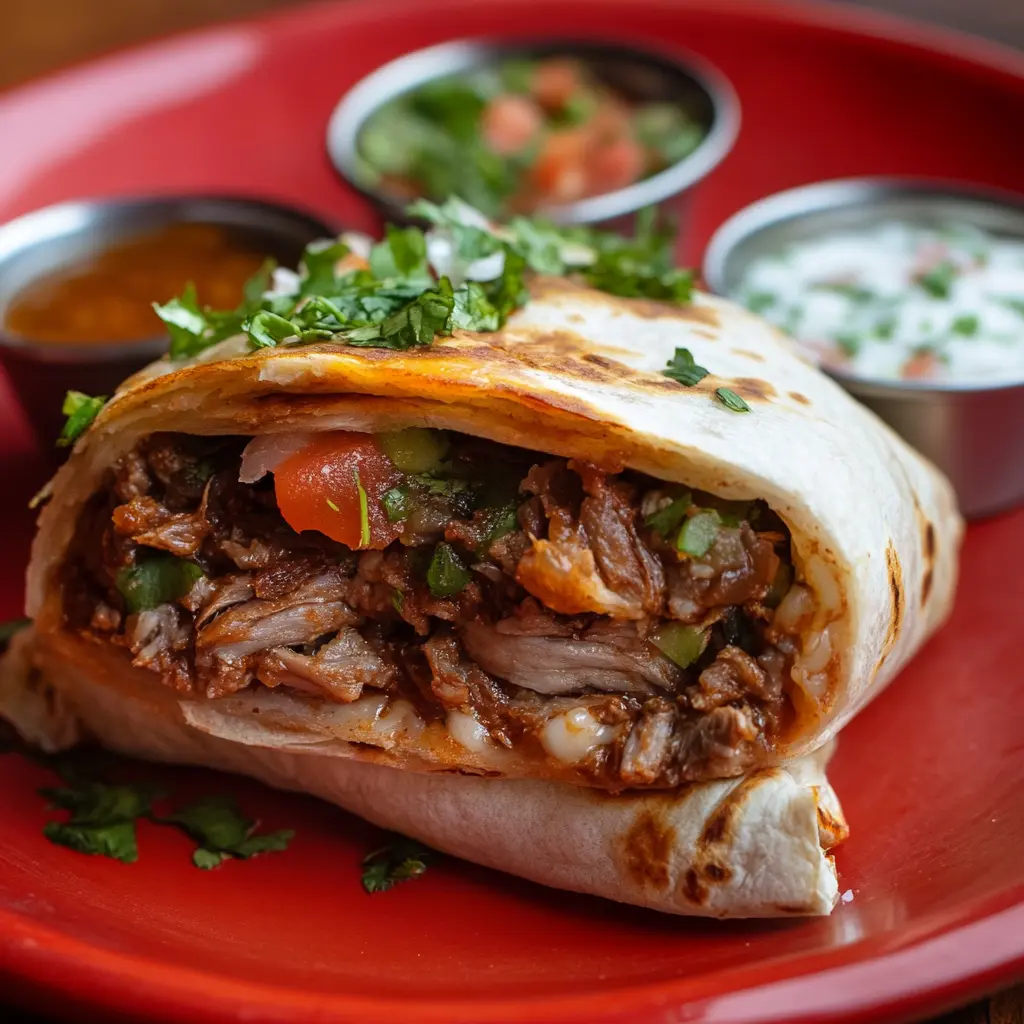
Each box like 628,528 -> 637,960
2,209 -> 961,916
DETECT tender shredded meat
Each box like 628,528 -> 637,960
113,495 -> 212,557
691,645 -> 771,711
257,628 -> 394,702
60,431 -> 803,789
461,619 -> 679,695
123,605 -> 192,692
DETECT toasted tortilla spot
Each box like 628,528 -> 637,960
682,867 -> 708,905
815,802 -> 849,848
922,567 -> 934,606
731,349 -> 766,363
882,542 -> 905,660
773,903 -> 815,915
789,391 -> 810,405
702,861 -> 731,883
729,377 -> 777,402
619,809 -> 676,890
925,521 -> 936,561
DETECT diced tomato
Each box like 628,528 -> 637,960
902,351 -> 939,380
587,136 -> 646,193
273,432 -> 402,550
588,99 -> 632,142
531,59 -> 581,112
530,130 -> 589,202
482,94 -> 543,155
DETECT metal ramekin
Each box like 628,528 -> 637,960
703,178 -> 1024,520
0,195 -> 336,451
326,37 -> 739,232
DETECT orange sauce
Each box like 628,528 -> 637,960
4,223 -> 269,344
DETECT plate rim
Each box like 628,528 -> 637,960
0,0 -> 1022,1021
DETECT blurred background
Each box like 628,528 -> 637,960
1,0 -> 1022,90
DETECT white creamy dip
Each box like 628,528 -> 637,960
735,221 -> 1024,383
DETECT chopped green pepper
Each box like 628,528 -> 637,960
650,623 -> 709,669
677,509 -> 721,558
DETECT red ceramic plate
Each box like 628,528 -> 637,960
0,2 -> 1022,1022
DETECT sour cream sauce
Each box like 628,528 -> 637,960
735,222 -> 1024,383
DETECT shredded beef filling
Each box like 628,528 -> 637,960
60,432 -> 802,787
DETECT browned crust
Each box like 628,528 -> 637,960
788,391 -> 811,406
678,772 -> 777,906
881,542 -> 905,662
619,809 -> 677,890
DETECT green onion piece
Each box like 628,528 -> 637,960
116,556 -> 205,614
715,387 -> 751,413
378,429 -> 450,473
353,469 -> 371,548
58,391 -> 106,447
644,493 -> 692,537
678,509 -> 721,558
650,623 -> 709,669
426,542 -> 471,598
326,498 -> 340,513
391,589 -> 405,613
382,487 -> 410,523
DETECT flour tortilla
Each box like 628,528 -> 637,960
26,280 -> 961,772
1,628 -> 846,918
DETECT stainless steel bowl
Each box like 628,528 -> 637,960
326,38 -> 739,232
703,178 -> 1024,519
0,195 -> 336,450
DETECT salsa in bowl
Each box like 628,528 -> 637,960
327,39 -> 738,227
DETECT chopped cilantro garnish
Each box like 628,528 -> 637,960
382,487 -> 410,523
116,555 -> 204,613
662,348 -> 708,387
426,542 -> 471,598
362,836 -> 432,893
951,313 -> 979,336
835,331 -> 862,357
58,391 -> 106,446
917,260 -> 957,299
354,469 -> 371,548
715,387 -> 751,413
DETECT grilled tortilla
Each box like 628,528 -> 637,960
0,277 -> 960,917
1,628 -> 846,917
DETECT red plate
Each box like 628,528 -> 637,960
0,1 -> 1022,1022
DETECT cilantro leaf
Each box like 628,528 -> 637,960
369,225 -> 430,282
426,542 -> 471,598
662,348 -> 709,387
152,282 -> 208,358
345,278 -> 455,350
163,794 -> 294,869
362,836 -> 433,893
300,239 -> 351,296
451,282 -> 500,331
58,391 -> 106,446
116,555 -> 204,613
40,779 -> 164,865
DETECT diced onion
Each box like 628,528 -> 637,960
238,432 -> 315,483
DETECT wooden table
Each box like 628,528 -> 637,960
0,0 -> 1020,1021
